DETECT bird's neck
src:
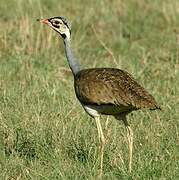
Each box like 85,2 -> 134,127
63,37 -> 81,75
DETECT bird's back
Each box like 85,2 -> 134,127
74,68 -> 160,115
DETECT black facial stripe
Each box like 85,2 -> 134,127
52,24 -> 60,28
48,16 -> 71,35
49,17 -> 70,29
63,21 -> 69,29
61,33 -> 66,39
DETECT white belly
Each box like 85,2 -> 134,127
83,105 -> 100,117
82,103 -> 129,118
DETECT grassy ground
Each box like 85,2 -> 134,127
0,0 -> 179,179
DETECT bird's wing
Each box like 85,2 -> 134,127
75,68 -> 160,110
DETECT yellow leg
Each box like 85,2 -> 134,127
125,125 -> 133,173
115,114 -> 133,173
95,117 -> 105,177
105,116 -> 109,130
122,118 -> 133,173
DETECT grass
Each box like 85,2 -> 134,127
0,0 -> 179,179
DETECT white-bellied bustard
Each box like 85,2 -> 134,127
39,16 -> 160,176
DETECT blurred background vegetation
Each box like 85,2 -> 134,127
0,0 -> 178,179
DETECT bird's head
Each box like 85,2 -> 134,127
39,16 -> 71,40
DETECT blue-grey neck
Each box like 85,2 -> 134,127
63,37 -> 81,75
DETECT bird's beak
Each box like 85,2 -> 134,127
37,18 -> 49,25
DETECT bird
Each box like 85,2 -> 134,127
39,16 -> 160,176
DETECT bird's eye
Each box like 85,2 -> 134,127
51,20 -> 62,28
54,21 -> 60,24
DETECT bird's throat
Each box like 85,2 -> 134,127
63,38 -> 81,75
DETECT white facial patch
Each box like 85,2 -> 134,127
50,19 -> 71,39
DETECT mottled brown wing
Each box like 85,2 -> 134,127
74,68 -> 160,110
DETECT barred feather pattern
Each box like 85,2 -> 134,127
74,68 -> 160,115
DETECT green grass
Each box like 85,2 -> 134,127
0,0 -> 179,179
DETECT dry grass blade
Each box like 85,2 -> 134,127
91,24 -> 118,66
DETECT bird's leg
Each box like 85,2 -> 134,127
95,117 -> 105,177
105,116 -> 109,130
123,118 -> 133,173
